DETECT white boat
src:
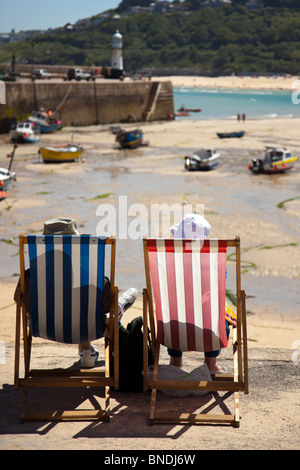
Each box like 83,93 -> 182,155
0,167 -> 16,190
249,147 -> 298,174
0,144 -> 17,190
39,144 -> 84,163
10,121 -> 41,143
185,148 -> 220,171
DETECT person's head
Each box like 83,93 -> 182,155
43,217 -> 79,235
170,213 -> 211,239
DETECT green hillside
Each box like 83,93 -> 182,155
1,4 -> 300,75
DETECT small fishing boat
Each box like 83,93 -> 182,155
178,106 -> 202,113
28,110 -> 62,133
248,147 -> 298,174
0,168 -> 16,190
0,144 -> 17,190
217,131 -> 245,139
10,121 -> 41,143
174,111 -> 190,117
116,128 -> 143,149
185,148 -> 220,171
39,144 -> 84,163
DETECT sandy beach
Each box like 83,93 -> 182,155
153,74 -> 299,90
0,76 -> 299,450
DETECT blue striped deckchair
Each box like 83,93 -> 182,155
143,237 -> 248,427
14,234 -> 118,422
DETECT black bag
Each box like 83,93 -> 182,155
112,316 -> 154,392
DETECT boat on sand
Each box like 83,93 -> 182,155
10,121 -> 41,143
185,148 -> 220,171
217,131 -> 245,139
28,111 -> 62,133
116,128 -> 143,149
39,144 -> 84,163
248,146 -> 298,174
0,144 -> 17,190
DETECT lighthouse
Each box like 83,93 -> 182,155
111,30 -> 123,79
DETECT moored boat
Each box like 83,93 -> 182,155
178,106 -> 202,113
116,128 -> 143,149
185,148 -> 220,171
10,121 -> 41,143
28,110 -> 62,133
39,144 -> 84,163
217,131 -> 245,139
0,144 -> 17,190
248,147 -> 298,174
174,111 -> 190,117
0,168 -> 16,190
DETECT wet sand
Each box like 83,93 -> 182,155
0,88 -> 300,449
1,115 -> 300,344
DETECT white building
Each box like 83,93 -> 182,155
111,30 -> 123,78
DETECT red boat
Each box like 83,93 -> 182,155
175,111 -> 190,117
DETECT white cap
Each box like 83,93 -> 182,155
170,213 -> 211,239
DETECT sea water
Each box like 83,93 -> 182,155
173,86 -> 300,120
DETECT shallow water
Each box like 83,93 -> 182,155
174,87 -> 300,120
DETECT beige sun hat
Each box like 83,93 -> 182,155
43,217 -> 79,235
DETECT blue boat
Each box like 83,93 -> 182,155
28,111 -> 62,133
116,128 -> 143,149
10,121 -> 41,143
217,131 -> 245,139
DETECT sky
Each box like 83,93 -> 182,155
0,0 -> 121,33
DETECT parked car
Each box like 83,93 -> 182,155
66,68 -> 94,81
32,69 -> 51,80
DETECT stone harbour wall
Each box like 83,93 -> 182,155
0,80 -> 174,130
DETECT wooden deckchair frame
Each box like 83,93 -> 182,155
14,233 -> 119,422
143,236 -> 248,427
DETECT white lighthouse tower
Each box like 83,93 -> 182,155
111,30 -> 123,79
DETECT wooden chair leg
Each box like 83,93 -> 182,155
14,297 -> 21,390
149,342 -> 160,423
143,289 -> 149,392
233,391 -> 240,427
149,388 -> 157,425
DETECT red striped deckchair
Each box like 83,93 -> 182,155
14,233 -> 119,422
143,237 -> 248,427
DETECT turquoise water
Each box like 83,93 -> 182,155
173,86 -> 300,120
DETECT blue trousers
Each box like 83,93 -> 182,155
168,320 -> 230,358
